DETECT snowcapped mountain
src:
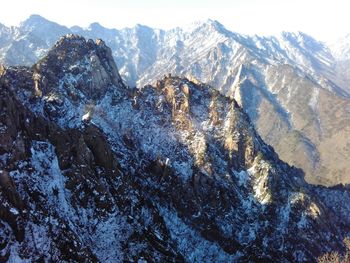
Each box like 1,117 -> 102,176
0,15 -> 70,66
331,34 -> 350,61
1,34 -> 350,262
0,15 -> 350,186
329,34 -> 350,96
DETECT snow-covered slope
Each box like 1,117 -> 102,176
0,35 -> 350,262
331,34 -> 350,61
329,34 -> 350,95
0,16 -> 350,186
0,15 -> 70,66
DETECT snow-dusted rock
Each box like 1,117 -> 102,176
0,36 -> 349,262
1,16 -> 349,185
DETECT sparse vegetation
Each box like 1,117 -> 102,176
209,91 -> 220,125
33,71 -> 43,97
318,237 -> 350,263
224,136 -> 236,153
0,64 -> 5,76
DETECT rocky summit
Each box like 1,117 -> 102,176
1,35 -> 350,262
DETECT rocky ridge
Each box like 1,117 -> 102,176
0,16 -> 349,185
0,35 -> 350,262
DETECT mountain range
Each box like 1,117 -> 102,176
1,15 -> 349,186
1,33 -> 350,262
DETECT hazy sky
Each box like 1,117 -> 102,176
0,0 -> 349,42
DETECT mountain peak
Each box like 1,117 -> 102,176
89,22 -> 103,28
181,19 -> 229,37
280,30 -> 325,44
19,14 -> 70,46
205,18 -> 224,27
87,22 -> 113,32
133,23 -> 155,32
281,31 -> 313,41
33,34 -> 124,100
26,14 -> 47,22
331,33 -> 350,60
20,14 -> 51,28
280,31 -> 327,53
195,18 -> 225,30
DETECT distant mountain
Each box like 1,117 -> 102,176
0,15 -> 70,65
329,34 -> 350,95
1,34 -> 350,262
331,34 -> 350,61
0,15 -> 349,185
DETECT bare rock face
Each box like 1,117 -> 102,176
0,69 -> 183,262
32,34 -> 124,101
0,36 -> 350,262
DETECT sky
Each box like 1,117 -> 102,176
0,0 -> 349,42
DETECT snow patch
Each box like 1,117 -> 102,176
308,88 -> 319,111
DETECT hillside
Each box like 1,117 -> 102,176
0,35 -> 350,262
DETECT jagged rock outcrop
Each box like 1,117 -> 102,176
0,64 -> 183,262
0,35 -> 350,262
32,34 -> 123,100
